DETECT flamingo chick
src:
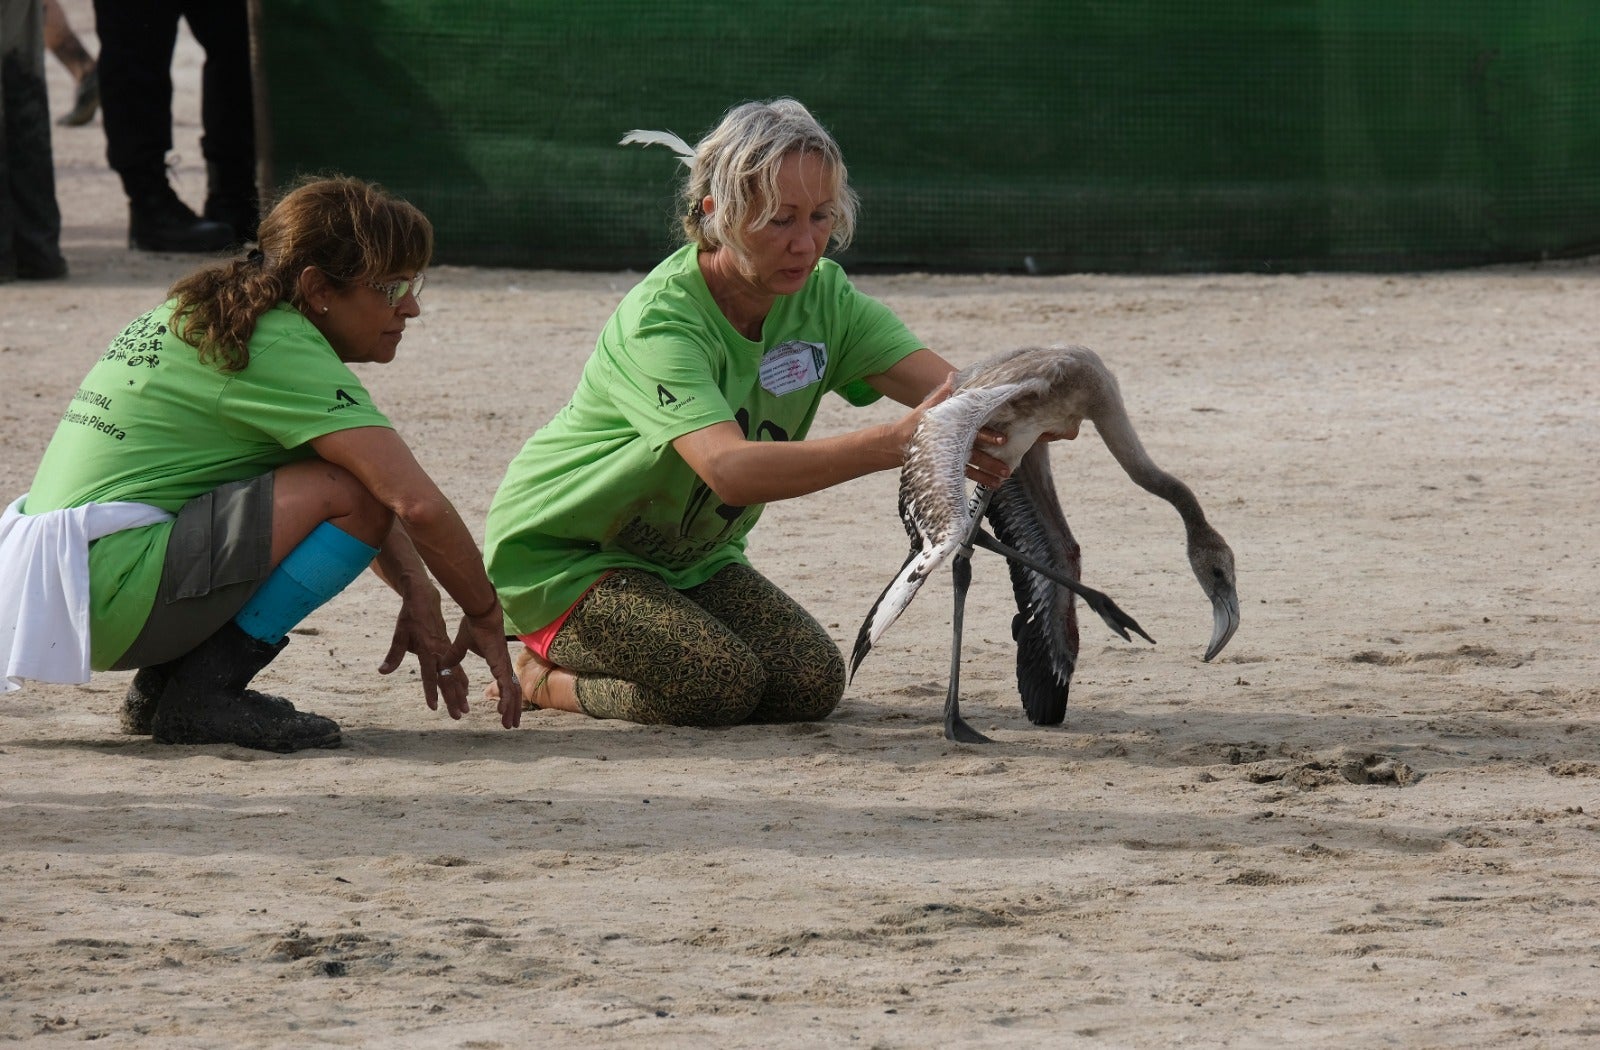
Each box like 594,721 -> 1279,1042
851,344 -> 1239,741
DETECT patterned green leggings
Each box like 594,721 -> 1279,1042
546,564 -> 845,726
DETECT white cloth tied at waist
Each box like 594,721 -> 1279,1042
1,494 -> 173,693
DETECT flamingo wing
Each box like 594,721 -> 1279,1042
849,382 -> 1029,678
984,443 -> 1082,724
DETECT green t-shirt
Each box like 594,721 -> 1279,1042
484,244 -> 925,634
25,301 -> 392,669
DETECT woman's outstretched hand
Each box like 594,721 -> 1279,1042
449,604 -> 523,729
378,585 -> 474,719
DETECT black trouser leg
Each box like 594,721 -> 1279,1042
91,0 -> 234,250
1,0 -> 66,278
91,0 -> 181,198
186,0 -> 258,240
183,0 -> 253,177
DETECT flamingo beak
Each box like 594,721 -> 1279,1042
1203,585 -> 1240,662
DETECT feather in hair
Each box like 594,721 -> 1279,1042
619,128 -> 696,166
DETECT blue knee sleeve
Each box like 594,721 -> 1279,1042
233,522 -> 379,643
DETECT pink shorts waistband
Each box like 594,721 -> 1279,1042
517,572 -> 610,659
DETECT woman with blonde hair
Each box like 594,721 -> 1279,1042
3,176 -> 522,750
484,99 -> 1011,727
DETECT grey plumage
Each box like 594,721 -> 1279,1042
851,345 -> 1239,740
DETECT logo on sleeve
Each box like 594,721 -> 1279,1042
657,384 -> 677,407
327,388 -> 362,413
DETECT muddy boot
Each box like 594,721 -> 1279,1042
121,660 -> 295,735
151,623 -> 341,752
121,663 -> 171,735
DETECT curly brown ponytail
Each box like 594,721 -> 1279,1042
167,176 -> 433,373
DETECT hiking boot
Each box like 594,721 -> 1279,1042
150,623 -> 341,752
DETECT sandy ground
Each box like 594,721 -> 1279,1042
5,5 -> 1600,1047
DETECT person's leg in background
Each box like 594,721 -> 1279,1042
181,0 -> 256,243
0,0 -> 68,280
40,0 -> 95,126
90,0 -> 232,252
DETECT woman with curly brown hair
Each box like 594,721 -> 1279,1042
3,176 -> 522,750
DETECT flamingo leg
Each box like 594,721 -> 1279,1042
940,488 -> 996,743
944,544 -> 992,744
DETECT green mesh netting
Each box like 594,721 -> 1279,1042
254,1 -> 1600,272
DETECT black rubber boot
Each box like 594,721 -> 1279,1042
128,182 -> 235,253
203,162 -> 260,244
150,623 -> 341,752
121,660 -> 295,735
